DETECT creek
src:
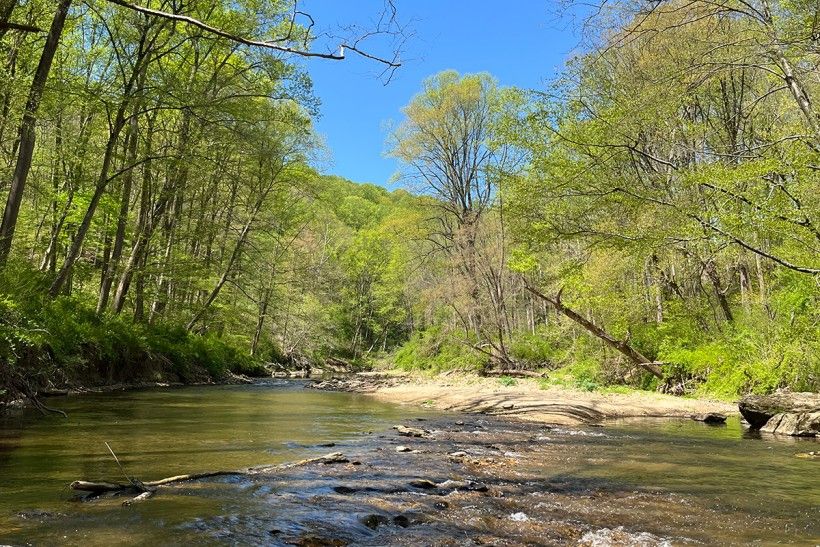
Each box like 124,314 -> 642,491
0,381 -> 817,545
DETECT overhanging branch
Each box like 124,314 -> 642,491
104,0 -> 402,70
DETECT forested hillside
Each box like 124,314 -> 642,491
1,0 -> 818,403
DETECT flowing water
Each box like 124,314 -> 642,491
0,382 -> 817,545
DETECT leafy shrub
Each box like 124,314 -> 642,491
394,325 -> 488,372
498,375 -> 517,387
539,359 -> 602,391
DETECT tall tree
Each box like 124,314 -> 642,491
0,0 -> 71,265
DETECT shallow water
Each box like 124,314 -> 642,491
0,381 -> 421,544
0,383 -> 817,545
527,418 -> 819,544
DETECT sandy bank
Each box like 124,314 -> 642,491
310,371 -> 735,425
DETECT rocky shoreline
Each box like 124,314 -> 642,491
4,377 -> 817,545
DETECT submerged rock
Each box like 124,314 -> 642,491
690,412 -> 727,425
392,514 -> 410,528
429,479 -> 489,493
359,514 -> 390,530
408,479 -> 438,489
739,392 -> 820,436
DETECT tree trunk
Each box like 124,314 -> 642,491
97,111 -> 139,313
112,112 -> 158,314
251,286 -> 272,356
524,284 -> 663,378
703,259 -> 733,322
48,115 -> 125,296
47,19 -> 155,296
0,1 -> 18,41
0,0 -> 72,265
186,217 -> 254,331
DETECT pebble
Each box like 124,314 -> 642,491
396,445 -> 412,452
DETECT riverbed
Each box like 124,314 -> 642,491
0,382 -> 817,545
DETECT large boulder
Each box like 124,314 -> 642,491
739,392 -> 820,437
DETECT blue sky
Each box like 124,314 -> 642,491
299,1 -> 583,187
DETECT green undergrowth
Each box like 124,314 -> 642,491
393,325 -> 489,373
0,264 -> 265,401
389,308 -> 819,400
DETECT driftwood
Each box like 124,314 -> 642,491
482,369 -> 546,379
70,452 -> 349,497
122,491 -> 154,505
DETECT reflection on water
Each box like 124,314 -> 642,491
0,381 -> 418,543
535,417 -> 819,543
0,383 -> 817,545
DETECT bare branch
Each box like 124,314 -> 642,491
104,0 -> 402,69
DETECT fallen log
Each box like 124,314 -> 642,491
524,284 -> 664,379
70,452 -> 348,495
482,369 -> 546,379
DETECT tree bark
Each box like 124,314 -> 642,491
703,259 -> 733,322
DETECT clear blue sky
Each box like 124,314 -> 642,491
299,1 -> 582,187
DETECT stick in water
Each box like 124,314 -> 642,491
105,442 -> 132,485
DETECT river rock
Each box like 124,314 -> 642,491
359,514 -> 390,530
690,413 -> 727,425
395,445 -> 412,452
408,479 -> 438,489
437,479 -> 489,492
739,392 -> 820,436
392,515 -> 411,528
393,425 -> 428,438
759,411 -> 820,437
